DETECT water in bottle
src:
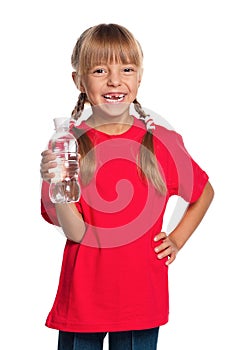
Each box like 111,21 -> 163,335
48,117 -> 81,203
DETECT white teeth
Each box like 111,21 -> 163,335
103,94 -> 125,102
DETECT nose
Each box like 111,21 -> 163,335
107,69 -> 122,86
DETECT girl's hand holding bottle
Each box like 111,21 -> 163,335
40,149 -> 57,183
41,118 -> 81,204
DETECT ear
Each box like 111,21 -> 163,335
72,71 -> 77,84
138,67 -> 143,86
72,72 -> 86,92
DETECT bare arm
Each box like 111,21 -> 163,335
154,181 -> 214,265
55,203 -> 86,243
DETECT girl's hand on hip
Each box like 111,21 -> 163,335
154,232 -> 179,266
40,149 -> 57,182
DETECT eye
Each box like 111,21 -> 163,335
123,66 -> 136,74
124,67 -> 133,72
95,69 -> 104,73
92,67 -> 106,75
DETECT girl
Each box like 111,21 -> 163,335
40,23 -> 214,350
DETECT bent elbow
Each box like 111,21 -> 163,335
206,181 -> 215,204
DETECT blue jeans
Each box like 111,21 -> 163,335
58,327 -> 159,350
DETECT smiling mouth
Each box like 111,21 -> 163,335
103,93 -> 126,103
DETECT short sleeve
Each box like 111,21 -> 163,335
41,180 -> 83,226
155,127 -> 209,203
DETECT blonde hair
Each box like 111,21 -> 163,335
71,23 -> 143,75
71,23 -> 166,195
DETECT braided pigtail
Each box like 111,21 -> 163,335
133,99 -> 167,195
71,93 -> 95,186
133,98 -> 148,119
71,92 -> 88,121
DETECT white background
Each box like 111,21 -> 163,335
0,0 -> 232,349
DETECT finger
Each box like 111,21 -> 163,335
41,149 -> 52,157
40,171 -> 56,181
154,239 -> 170,253
157,246 -> 174,260
40,160 -> 57,181
165,253 -> 177,266
41,153 -> 57,164
154,232 -> 167,242
41,172 -> 55,182
41,160 -> 57,171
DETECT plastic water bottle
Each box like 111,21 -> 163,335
48,117 -> 81,203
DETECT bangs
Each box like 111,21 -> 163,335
76,24 -> 143,75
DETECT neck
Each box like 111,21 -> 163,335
87,106 -> 134,135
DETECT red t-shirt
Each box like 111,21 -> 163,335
41,117 -> 209,332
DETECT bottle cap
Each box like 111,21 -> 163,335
53,117 -> 69,130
